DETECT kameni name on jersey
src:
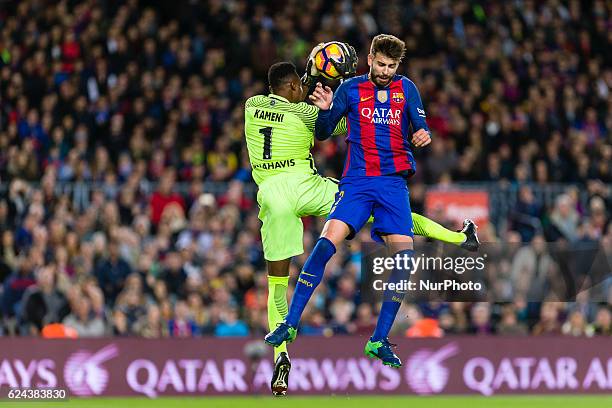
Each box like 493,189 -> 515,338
253,109 -> 284,123
253,159 -> 296,170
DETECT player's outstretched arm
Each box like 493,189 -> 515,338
312,81 -> 349,141
309,82 -> 332,110
331,117 -> 348,137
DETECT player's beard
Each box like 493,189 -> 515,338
370,70 -> 392,87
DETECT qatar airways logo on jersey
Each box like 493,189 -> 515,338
361,107 -> 402,126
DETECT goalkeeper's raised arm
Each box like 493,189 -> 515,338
301,41 -> 358,87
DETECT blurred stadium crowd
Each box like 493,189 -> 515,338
0,0 -> 610,338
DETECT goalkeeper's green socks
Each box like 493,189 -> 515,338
267,275 -> 289,360
411,213 -> 466,245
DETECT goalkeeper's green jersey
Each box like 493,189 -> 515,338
244,94 -> 346,185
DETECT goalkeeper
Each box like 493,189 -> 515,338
244,43 -> 478,396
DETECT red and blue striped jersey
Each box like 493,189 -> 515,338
315,74 -> 429,177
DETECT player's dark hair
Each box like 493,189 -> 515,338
370,34 -> 406,61
268,62 -> 299,91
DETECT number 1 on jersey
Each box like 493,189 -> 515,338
259,126 -> 272,160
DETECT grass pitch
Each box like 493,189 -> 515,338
1,395 -> 612,408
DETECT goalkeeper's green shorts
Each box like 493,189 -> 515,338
257,173 -> 338,261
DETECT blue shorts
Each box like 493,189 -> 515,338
328,175 -> 413,243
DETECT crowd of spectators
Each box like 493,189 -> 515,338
0,0 -> 610,338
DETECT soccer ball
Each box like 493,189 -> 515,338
314,42 -> 346,80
